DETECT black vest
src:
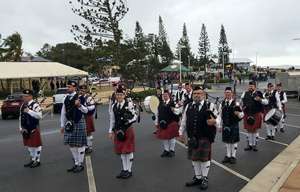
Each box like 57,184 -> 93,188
158,100 -> 178,125
221,100 -> 242,127
113,101 -> 133,130
176,90 -> 184,101
20,102 -> 39,132
243,91 -> 263,114
186,103 -> 208,140
264,91 -> 277,109
64,94 -> 85,123
156,94 -> 163,102
183,92 -> 193,107
277,91 -> 285,104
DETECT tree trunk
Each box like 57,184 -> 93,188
0,79 -> 6,91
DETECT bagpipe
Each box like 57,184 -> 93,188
125,84 -> 142,123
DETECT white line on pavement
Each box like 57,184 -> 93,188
285,124 -> 300,129
286,113 -> 300,117
86,156 -> 97,192
175,140 -> 251,182
285,106 -> 300,110
41,130 -> 60,136
239,132 -> 288,146
42,111 -> 50,118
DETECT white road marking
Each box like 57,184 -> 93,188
239,132 -> 288,146
41,130 -> 60,136
42,111 -> 50,118
175,140 -> 251,182
86,156 -> 97,192
286,113 -> 300,117
285,106 -> 300,110
285,124 -> 300,129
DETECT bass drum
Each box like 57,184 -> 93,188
265,108 -> 283,126
144,96 -> 159,114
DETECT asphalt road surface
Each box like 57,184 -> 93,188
1,79 -> 300,192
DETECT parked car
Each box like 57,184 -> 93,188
166,83 -> 186,99
53,88 -> 68,113
1,93 -> 24,119
92,77 -> 120,87
82,76 -> 99,83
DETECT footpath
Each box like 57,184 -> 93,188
1,86 -> 300,192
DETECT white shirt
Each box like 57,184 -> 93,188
179,99 -> 220,135
216,99 -> 244,128
60,91 -> 88,127
239,91 -> 269,107
263,90 -> 282,110
154,99 -> 180,125
277,91 -> 288,106
85,94 -> 95,111
109,100 -> 137,133
181,90 -> 193,104
19,99 -> 42,130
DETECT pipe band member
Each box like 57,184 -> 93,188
274,82 -> 287,132
240,81 -> 268,151
109,87 -> 137,179
179,86 -> 220,190
79,86 -> 95,154
217,87 -> 244,164
108,83 -> 118,116
263,83 -> 282,140
20,89 -> 43,168
60,81 -> 88,173
154,90 -> 180,157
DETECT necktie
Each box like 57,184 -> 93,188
195,103 -> 200,114
118,104 -> 121,111
226,101 -> 230,106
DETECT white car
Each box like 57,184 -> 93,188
92,77 -> 120,87
53,88 -> 68,113
82,76 -> 99,83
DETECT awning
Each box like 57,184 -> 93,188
0,62 -> 88,79
160,64 -> 192,72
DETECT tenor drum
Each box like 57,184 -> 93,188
265,108 -> 283,126
144,96 -> 159,114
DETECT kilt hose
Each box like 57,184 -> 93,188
283,106 -> 286,118
222,124 -> 240,143
187,137 -> 211,162
263,108 -> 271,123
243,112 -> 262,130
23,126 -> 42,147
156,121 -> 179,140
114,126 -> 135,155
64,118 -> 87,147
84,114 -> 95,133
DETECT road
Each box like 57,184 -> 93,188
1,79 -> 300,192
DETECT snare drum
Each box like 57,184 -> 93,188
264,108 -> 283,126
144,96 -> 159,114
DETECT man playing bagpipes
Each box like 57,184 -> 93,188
217,87 -> 243,164
20,89 -> 43,168
154,90 -> 180,157
79,86 -> 96,154
179,86 -> 220,190
274,82 -> 287,132
109,87 -> 137,179
240,81 -> 268,151
60,81 -> 88,173
108,83 -> 119,116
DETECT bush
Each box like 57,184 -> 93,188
130,89 -> 156,100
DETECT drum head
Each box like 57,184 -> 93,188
265,108 -> 276,121
149,96 -> 159,113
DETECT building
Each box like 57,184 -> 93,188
9,56 -> 52,62
209,58 -> 253,70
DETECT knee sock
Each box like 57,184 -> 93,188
34,146 -> 42,162
162,139 -> 170,151
77,147 -> 85,165
266,124 -> 271,136
169,138 -> 176,151
200,161 -> 211,177
231,143 -> 237,157
70,147 -> 79,165
192,161 -> 202,179
126,153 -> 134,172
225,143 -> 231,157
28,147 -> 36,161
121,154 -> 128,171
280,119 -> 285,129
247,133 -> 253,146
270,125 -> 276,136
87,135 -> 93,149
253,133 -> 259,146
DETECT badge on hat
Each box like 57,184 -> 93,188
249,81 -> 255,85
67,81 -> 78,87
22,89 -> 34,96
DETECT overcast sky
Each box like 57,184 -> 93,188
1,0 -> 300,67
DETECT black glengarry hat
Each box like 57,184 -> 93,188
22,89 -> 34,96
67,80 -> 78,87
193,85 -> 202,91
225,87 -> 232,91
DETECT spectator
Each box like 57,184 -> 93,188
50,81 -> 55,93
238,76 -> 242,85
56,81 -> 59,89
216,75 -> 220,84
231,75 -> 235,84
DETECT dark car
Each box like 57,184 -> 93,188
1,93 -> 24,119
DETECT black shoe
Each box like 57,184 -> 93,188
116,170 -> 126,178
30,161 -> 41,168
168,150 -> 175,157
270,136 -> 275,140
200,176 -> 209,190
67,164 -> 78,172
265,135 -> 271,140
244,145 -> 252,151
73,164 -> 84,173
161,150 -> 169,157
222,156 -> 230,163
24,160 -> 34,167
122,171 -> 132,179
153,131 -> 157,134
280,128 -> 285,132
185,176 -> 202,187
253,145 -> 258,151
230,157 -> 236,164
85,147 -> 93,154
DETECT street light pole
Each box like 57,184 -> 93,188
256,52 -> 259,75
179,45 -> 182,82
188,55 -> 190,70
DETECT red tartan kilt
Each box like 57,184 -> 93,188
84,114 -> 95,133
114,126 -> 135,155
243,112 -> 262,130
263,109 -> 270,123
23,126 -> 42,147
156,121 -> 179,140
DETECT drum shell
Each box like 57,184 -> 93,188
265,108 -> 283,126
144,96 -> 159,114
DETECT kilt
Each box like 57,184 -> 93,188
64,118 -> 87,146
23,126 -> 42,147
222,124 -> 240,143
84,114 -> 95,133
187,137 -> 211,162
114,126 -> 135,155
263,109 -> 271,123
243,112 -> 262,130
156,121 -> 179,140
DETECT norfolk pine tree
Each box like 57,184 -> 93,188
158,15 -> 173,66
176,23 -> 191,67
218,24 -> 230,69
198,23 -> 211,68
